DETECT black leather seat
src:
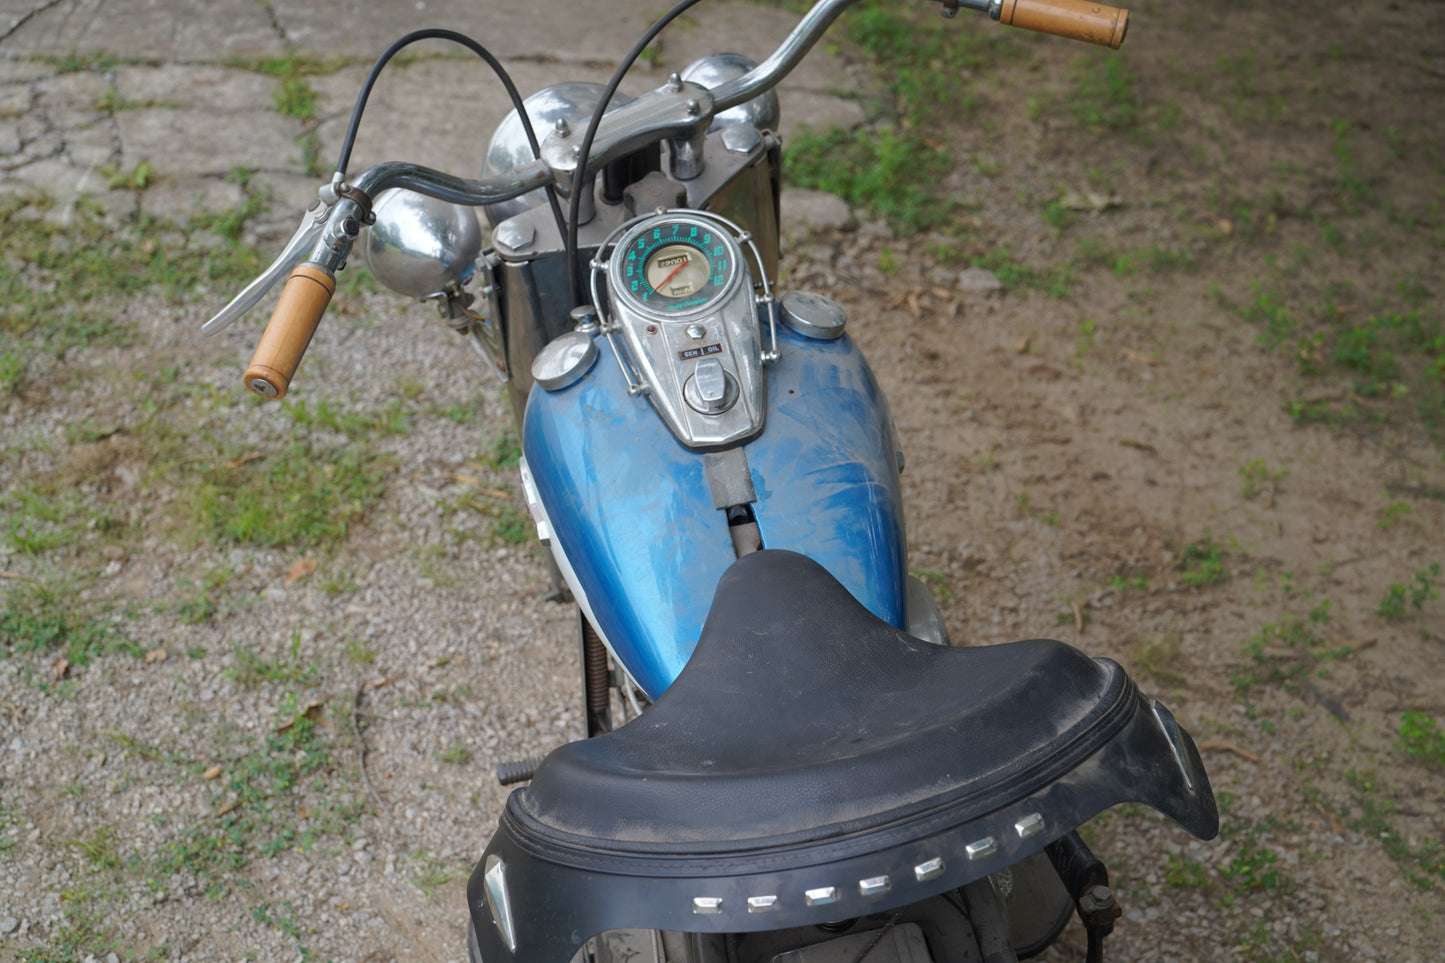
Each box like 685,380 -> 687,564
517,550 -> 1133,853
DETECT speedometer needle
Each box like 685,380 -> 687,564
659,258 -> 689,289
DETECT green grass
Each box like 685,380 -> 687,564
1398,712 -> 1445,769
1067,57 -> 1141,132
1,577 -> 142,668
434,743 -> 472,765
1233,601 -> 1353,693
909,567 -> 952,605
0,195 -> 265,396
1377,564 -> 1440,621
244,53 -> 349,177
16,884 -> 117,963
1239,459 -> 1285,500
179,439 -> 390,549
786,124 -> 958,234
409,851 -> 463,902
1220,843 -> 1288,898
224,632 -> 317,687
146,706 -> 361,898
1180,534 -> 1229,587
1345,768 -> 1445,892
781,1 -> 1022,236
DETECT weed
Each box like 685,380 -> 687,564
344,635 -> 378,664
1068,57 -> 1140,132
1128,634 -> 1186,686
0,194 -> 264,360
1377,499 -> 1411,531
483,433 -> 523,470
224,633 -> 315,687
1162,854 -> 1209,890
1239,459 -> 1285,500
409,851 -> 462,901
1398,712 -> 1445,769
0,348 -> 23,395
1180,534 -> 1228,587
63,825 -> 122,874
786,124 -> 958,234
1071,319 -> 1097,366
844,0 -> 1022,125
1041,199 -> 1076,232
148,706 -> 358,898
781,2 -> 1024,233
167,567 -> 234,625
1,577 -> 142,667
973,246 -> 1072,298
1345,769 -> 1445,891
435,743 -> 472,765
1108,574 -> 1148,592
1234,602 -> 1351,692
910,568 -> 952,605
1378,564 -> 1440,621
428,683 -> 475,705
1330,118 -> 1372,207
1219,843 -> 1288,898
105,159 -> 155,191
2,487 -> 109,556
252,901 -> 308,947
283,396 -> 408,438
1240,289 -> 1297,349
17,884 -> 114,963
180,440 -> 390,549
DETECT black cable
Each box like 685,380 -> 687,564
565,0 -> 713,307
335,29 -> 568,247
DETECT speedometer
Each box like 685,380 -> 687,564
618,217 -> 738,314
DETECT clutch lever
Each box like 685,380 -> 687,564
200,197 -> 333,335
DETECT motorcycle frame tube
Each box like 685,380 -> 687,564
467,684 -> 1218,963
521,324 -> 907,700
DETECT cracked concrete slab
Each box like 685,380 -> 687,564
1,0 -> 863,236
113,105 -> 301,176
112,64 -> 277,112
1,0 -> 284,59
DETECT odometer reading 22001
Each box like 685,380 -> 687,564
622,220 -> 734,312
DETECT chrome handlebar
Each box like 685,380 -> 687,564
202,0 -> 879,334
205,0 -> 1127,337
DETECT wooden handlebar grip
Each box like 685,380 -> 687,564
243,264 -> 335,400
996,0 -> 1129,49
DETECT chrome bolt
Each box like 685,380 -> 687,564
493,221 -> 535,252
666,73 -> 683,92
686,99 -> 700,116
554,118 -> 571,137
721,125 -> 761,154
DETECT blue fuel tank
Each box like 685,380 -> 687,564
522,323 -> 907,698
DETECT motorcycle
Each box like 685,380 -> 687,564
203,0 -> 1217,960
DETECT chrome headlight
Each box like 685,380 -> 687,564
362,189 -> 483,300
481,82 -> 635,226
680,53 -> 780,133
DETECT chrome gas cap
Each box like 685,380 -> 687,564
779,290 -> 847,341
533,331 -> 598,392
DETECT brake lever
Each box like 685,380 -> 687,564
200,197 -> 334,335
